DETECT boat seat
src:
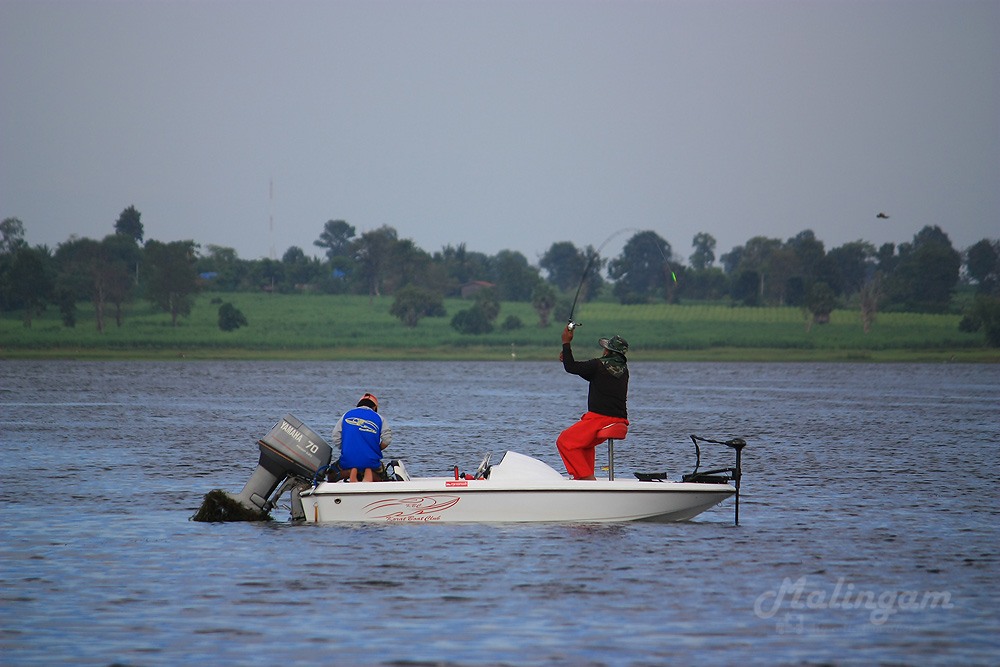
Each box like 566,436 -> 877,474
594,423 -> 628,443
595,422 -> 628,481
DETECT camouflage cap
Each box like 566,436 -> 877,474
598,335 -> 629,356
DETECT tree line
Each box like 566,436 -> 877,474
1,209 -> 998,344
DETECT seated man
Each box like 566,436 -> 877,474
331,392 -> 392,482
557,326 -> 629,480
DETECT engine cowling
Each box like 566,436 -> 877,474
226,414 -> 332,512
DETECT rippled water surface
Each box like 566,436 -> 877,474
1,360 -> 998,666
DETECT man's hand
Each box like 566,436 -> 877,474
561,325 -> 574,345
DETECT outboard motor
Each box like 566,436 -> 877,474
225,414 -> 332,515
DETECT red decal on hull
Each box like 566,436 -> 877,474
364,495 -> 460,522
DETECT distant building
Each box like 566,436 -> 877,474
460,281 -> 495,299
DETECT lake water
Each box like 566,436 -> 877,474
1,360 -> 998,666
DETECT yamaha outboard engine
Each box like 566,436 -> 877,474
225,414 -> 332,515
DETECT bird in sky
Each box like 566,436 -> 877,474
876,212 -> 890,219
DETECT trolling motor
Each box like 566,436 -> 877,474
683,435 -> 746,525
632,435 -> 747,525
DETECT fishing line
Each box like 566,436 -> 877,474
567,227 -> 633,328
566,228 -> 678,329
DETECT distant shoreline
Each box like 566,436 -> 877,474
3,292 -> 994,363
3,346 -> 995,363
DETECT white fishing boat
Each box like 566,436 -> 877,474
207,414 -> 746,525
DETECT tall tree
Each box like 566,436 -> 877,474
765,246 -> 801,306
143,240 -> 200,325
491,249 -> 541,302
386,238 -> 442,294
859,272 -> 884,334
52,238 -> 88,327
690,232 -> 717,270
282,246 -> 306,264
54,237 -> 114,331
578,245 -> 606,302
826,241 -> 876,298
540,241 -> 590,293
314,220 -> 356,260
114,205 -> 144,244
531,281 -> 557,328
351,226 -> 397,304
876,242 -> 899,275
0,218 -> 26,312
608,231 -> 674,303
6,246 -> 54,327
204,244 -> 239,264
102,234 -> 142,326
965,239 -> 1000,294
1,217 -> 26,255
740,236 -> 783,301
913,225 -> 952,248
720,245 -> 744,275
281,246 -> 324,289
731,270 -> 760,306
786,230 -> 826,281
887,226 -> 961,312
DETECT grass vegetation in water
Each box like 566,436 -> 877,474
1,292 -> 995,362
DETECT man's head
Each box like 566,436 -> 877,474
598,335 -> 629,357
357,392 -> 379,411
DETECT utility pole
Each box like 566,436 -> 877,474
269,177 -> 275,261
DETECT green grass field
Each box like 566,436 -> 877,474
1,292 -> 995,362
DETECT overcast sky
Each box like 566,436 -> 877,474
2,0 -> 997,269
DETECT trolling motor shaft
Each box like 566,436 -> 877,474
684,435 -> 747,525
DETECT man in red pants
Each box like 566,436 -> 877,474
557,325 -> 629,479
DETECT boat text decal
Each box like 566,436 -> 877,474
364,495 -> 460,522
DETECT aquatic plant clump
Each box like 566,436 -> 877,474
191,489 -> 272,522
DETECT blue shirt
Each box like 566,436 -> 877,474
336,406 -> 386,469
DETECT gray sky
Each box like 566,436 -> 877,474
2,0 -> 997,269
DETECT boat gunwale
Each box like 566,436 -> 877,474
301,482 -> 737,498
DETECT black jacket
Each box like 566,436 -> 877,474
562,343 -> 628,419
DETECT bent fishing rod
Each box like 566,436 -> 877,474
566,228 -> 678,330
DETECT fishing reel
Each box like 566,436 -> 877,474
566,320 -> 582,331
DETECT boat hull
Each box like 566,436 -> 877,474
298,478 -> 735,524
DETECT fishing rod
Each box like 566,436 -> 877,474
566,228 -> 678,330
566,228 -> 631,330
565,249 -> 600,330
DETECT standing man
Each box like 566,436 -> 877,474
557,325 -> 629,480
332,392 -> 392,482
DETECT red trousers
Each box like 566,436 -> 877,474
557,411 -> 629,479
